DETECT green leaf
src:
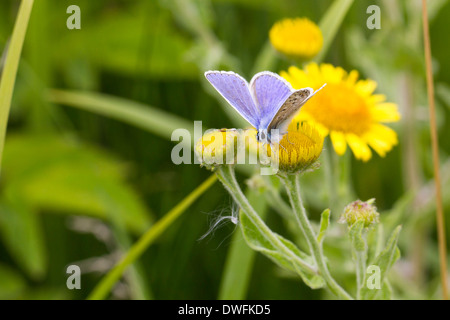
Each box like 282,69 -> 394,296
0,263 -> 26,299
46,90 -> 194,146
211,0 -> 280,10
0,193 -> 46,279
378,280 -> 392,300
239,211 -> 324,289
276,235 -> 325,289
2,135 -> 153,234
317,208 -> 330,244
361,226 -> 402,300
53,2 -> 198,79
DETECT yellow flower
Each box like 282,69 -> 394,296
195,129 -> 239,169
281,63 -> 401,162
277,121 -> 324,173
246,122 -> 324,174
269,18 -> 323,60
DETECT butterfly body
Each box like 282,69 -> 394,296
205,70 -> 325,145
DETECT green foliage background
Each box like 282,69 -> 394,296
0,0 -> 449,299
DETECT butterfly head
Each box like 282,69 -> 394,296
257,128 -> 286,145
256,130 -> 269,143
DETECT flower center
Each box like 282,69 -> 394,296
302,83 -> 372,135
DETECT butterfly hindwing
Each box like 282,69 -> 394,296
267,88 -> 313,136
205,71 -> 259,128
267,84 -> 326,136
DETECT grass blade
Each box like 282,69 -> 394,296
421,0 -> 448,300
0,0 -> 34,170
47,89 -> 194,142
87,174 -> 217,300
315,0 -> 354,62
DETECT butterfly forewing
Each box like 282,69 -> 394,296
249,72 -> 293,130
205,71 -> 259,128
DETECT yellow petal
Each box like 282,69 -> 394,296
305,63 -> 321,86
364,135 -> 390,157
370,124 -> 398,145
285,66 -> 309,89
371,103 -> 401,123
320,64 -> 345,83
346,133 -> 372,162
346,70 -> 359,86
330,131 -> 347,155
314,122 -> 329,137
369,94 -> 386,104
355,79 -> 377,96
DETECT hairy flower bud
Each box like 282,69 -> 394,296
338,199 -> 379,228
195,129 -> 239,170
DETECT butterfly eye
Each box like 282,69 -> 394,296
259,131 -> 266,140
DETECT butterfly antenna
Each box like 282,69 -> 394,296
313,83 -> 327,95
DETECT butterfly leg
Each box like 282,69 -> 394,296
279,143 -> 288,153
276,142 -> 288,153
286,134 -> 295,147
280,131 -> 295,147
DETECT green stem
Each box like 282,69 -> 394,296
281,173 -> 353,300
323,138 -> 337,211
216,165 -> 318,276
87,174 -> 217,300
337,150 -> 355,211
324,138 -> 355,215
0,0 -> 34,170
354,246 -> 367,300
265,183 -> 293,221
218,187 -> 268,299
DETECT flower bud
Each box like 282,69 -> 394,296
195,129 -> 239,170
277,122 -> 324,174
338,199 -> 379,228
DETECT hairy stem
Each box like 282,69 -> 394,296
354,241 -> 367,300
281,173 -> 353,300
216,165 -> 318,276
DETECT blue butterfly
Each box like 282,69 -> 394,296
205,71 -> 325,145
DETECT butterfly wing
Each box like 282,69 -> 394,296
267,84 -> 326,136
249,71 -> 293,130
205,71 -> 259,128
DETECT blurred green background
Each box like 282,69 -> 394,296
0,0 -> 449,299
